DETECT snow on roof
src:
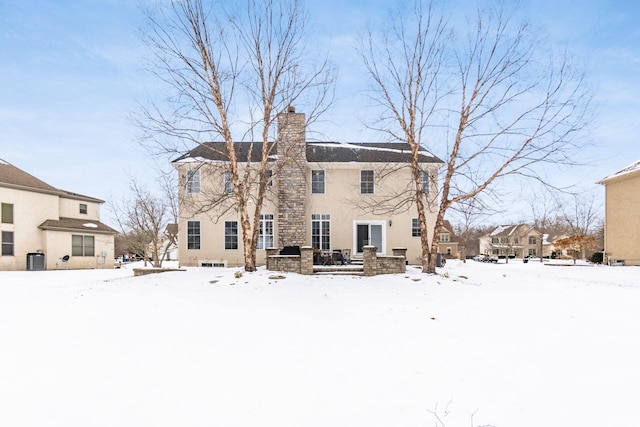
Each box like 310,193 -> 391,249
490,225 -> 510,236
600,159 -> 640,183
315,142 -> 436,158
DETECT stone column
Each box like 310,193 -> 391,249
276,107 -> 307,248
362,245 -> 378,276
266,248 -> 279,271
300,246 -> 314,275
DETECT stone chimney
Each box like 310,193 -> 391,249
276,107 -> 307,248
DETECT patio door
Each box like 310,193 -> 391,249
355,221 -> 385,253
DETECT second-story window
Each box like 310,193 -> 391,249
420,170 -> 430,194
186,169 -> 200,194
311,170 -> 325,194
529,236 -> 537,245
361,170 -> 374,194
223,171 -> 233,194
79,203 -> 88,214
264,169 -> 273,186
1,203 -> 13,224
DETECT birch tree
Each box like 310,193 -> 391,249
137,0 -> 333,271
360,0 -> 592,273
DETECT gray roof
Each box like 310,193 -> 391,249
0,159 -> 103,203
172,141 -> 443,164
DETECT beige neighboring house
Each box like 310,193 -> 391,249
172,109 -> 444,267
598,160 -> 640,265
438,219 -> 460,259
0,159 -> 117,271
479,224 -> 545,258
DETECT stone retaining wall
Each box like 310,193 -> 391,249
133,268 -> 185,277
266,246 -> 406,276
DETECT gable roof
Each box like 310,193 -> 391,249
0,158 -> 59,193
488,224 -> 538,238
0,159 -> 104,203
172,141 -> 443,164
598,159 -> 640,184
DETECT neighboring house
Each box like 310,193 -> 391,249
0,159 -> 117,270
172,109 -> 444,267
546,233 -> 570,258
438,219 -> 460,259
479,224 -> 544,258
598,160 -> 640,266
164,223 -> 179,261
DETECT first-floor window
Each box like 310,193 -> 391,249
1,231 -> 14,256
187,221 -> 201,250
311,214 -> 330,250
258,214 -> 274,249
72,235 -> 94,256
529,248 -> 537,256
225,221 -> 238,250
411,218 -> 421,237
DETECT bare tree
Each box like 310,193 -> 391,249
451,196 -> 496,261
137,0 -> 333,271
561,193 -> 601,237
529,185 -> 561,260
111,177 -> 178,268
360,0 -> 592,273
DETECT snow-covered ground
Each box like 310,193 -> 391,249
1,260 -> 639,427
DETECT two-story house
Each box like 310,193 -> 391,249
0,159 -> 117,270
479,224 -> 543,258
172,109 -> 444,267
598,160 -> 640,265
438,219 -> 460,259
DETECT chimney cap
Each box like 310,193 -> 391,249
287,105 -> 296,113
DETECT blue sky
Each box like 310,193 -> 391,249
1,0 -> 639,223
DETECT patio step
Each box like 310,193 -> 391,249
313,265 -> 365,275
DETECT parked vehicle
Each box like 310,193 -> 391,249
474,254 -> 498,263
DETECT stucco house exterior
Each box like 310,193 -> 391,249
479,224 -> 545,258
172,109 -> 444,267
598,160 -> 640,266
0,159 -> 117,270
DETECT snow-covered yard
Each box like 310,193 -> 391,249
1,260 -> 639,426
